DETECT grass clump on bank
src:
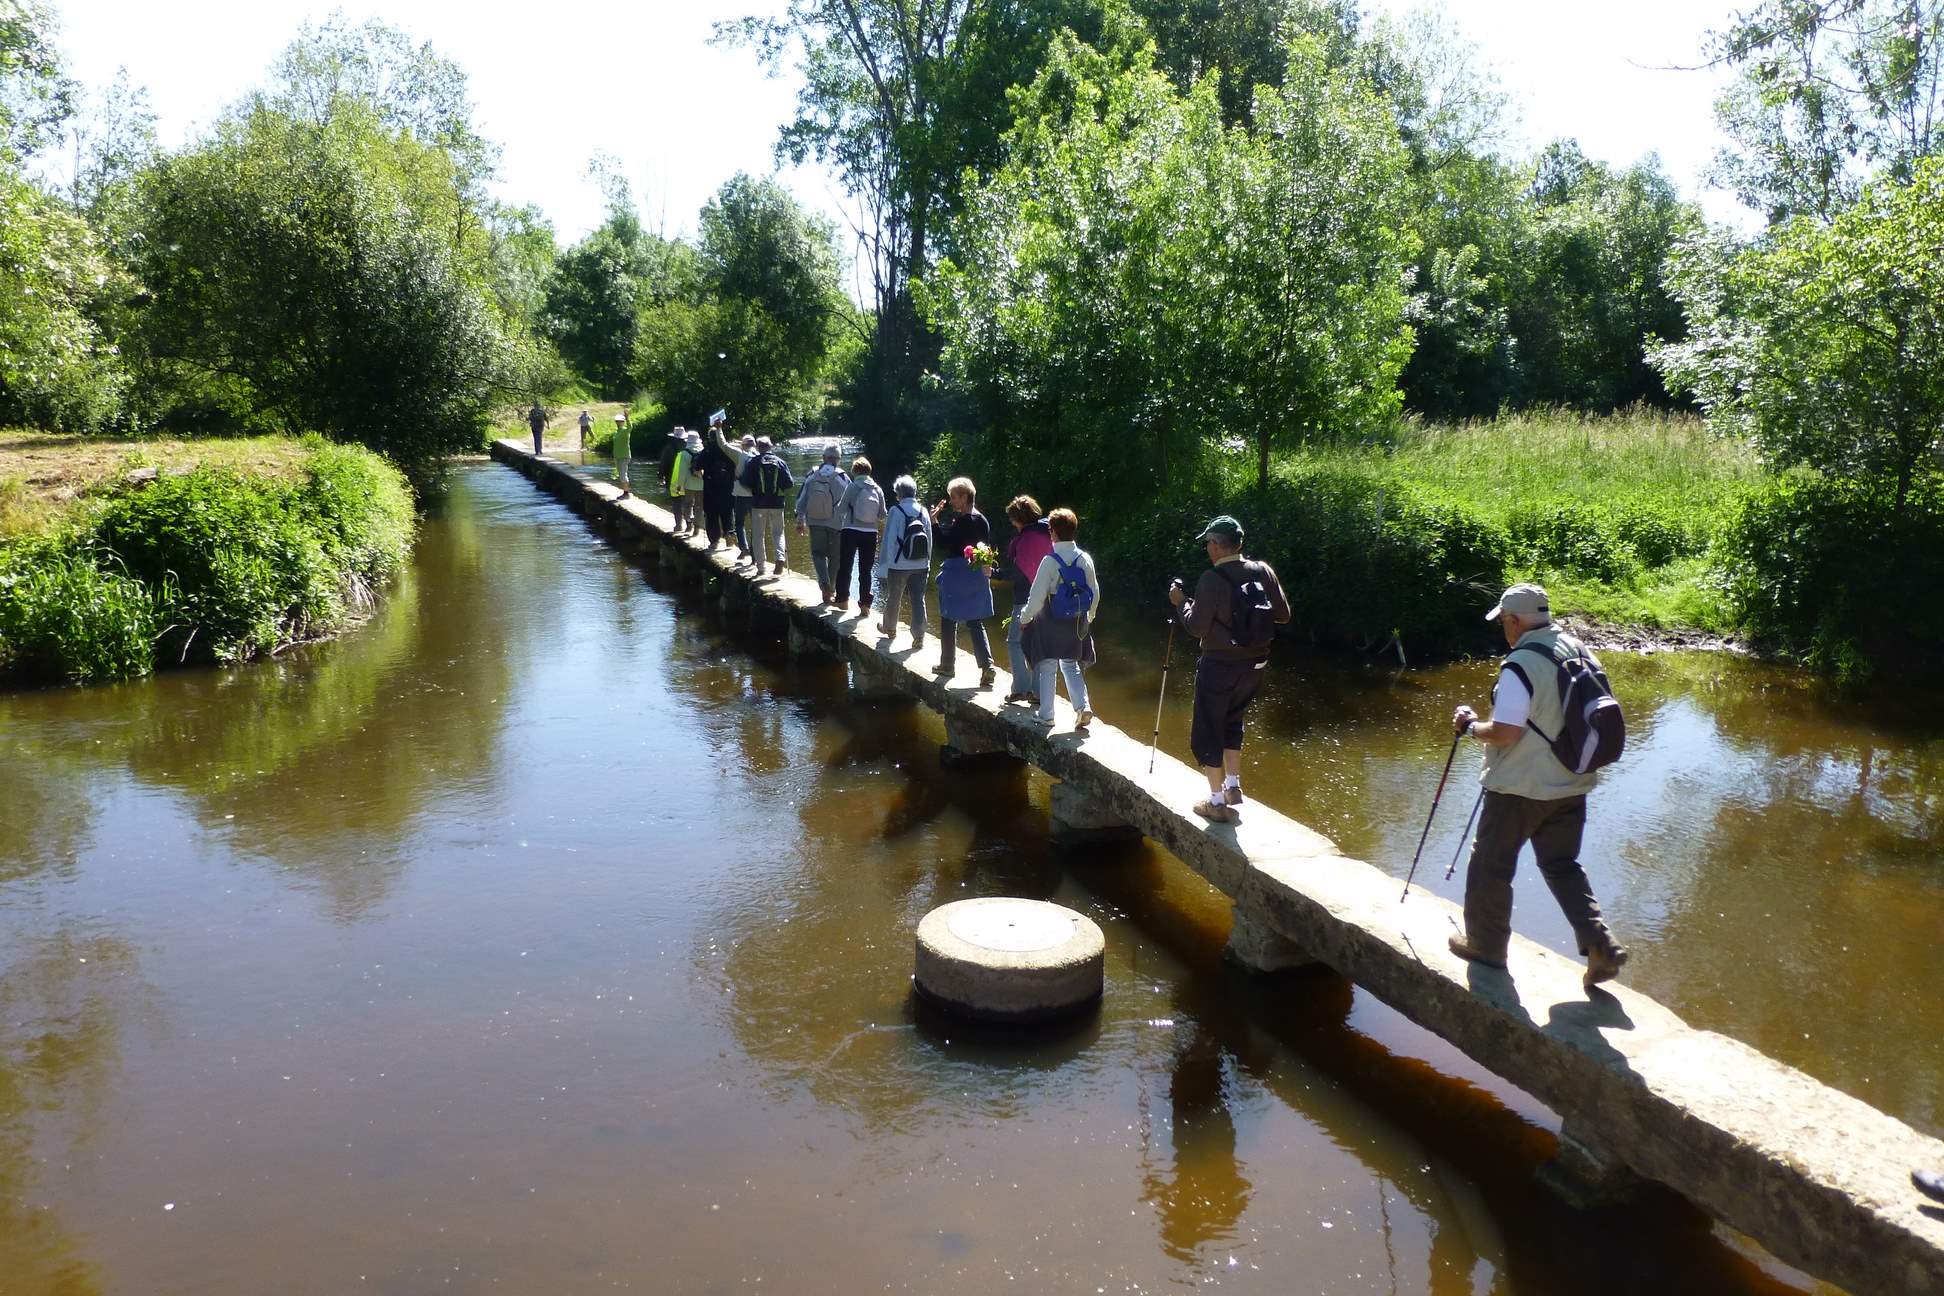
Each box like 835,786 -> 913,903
0,433 -> 414,686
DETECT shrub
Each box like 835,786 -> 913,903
0,540 -> 161,684
1717,472 -> 1944,681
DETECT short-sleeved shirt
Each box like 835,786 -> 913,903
1491,667 -> 1532,729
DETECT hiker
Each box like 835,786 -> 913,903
873,474 -> 932,648
931,477 -> 996,687
668,430 -> 697,535
728,432 -> 756,562
611,410 -> 632,498
1167,515 -> 1291,824
738,436 -> 794,576
997,496 -> 1053,707
1016,507 -> 1099,729
527,402 -> 547,454
577,409 -> 592,448
794,444 -> 850,603
1448,583 -> 1630,989
697,424 -> 738,552
834,456 -> 885,612
657,426 -> 685,506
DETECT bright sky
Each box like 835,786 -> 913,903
50,0 -> 1757,257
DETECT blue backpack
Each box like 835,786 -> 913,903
1046,553 -> 1094,620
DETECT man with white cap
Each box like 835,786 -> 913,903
1450,582 -> 1629,988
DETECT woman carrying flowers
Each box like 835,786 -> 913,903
930,476 -> 997,688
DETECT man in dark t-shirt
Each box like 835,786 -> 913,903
1167,515 -> 1290,824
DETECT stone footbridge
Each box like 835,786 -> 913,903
493,439 -> 1944,1296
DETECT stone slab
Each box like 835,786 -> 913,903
491,439 -> 1944,1296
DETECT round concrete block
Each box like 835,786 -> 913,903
914,898 -> 1104,1022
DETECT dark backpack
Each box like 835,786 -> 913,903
1512,638 -> 1627,774
1219,561 -> 1277,650
700,447 -> 735,488
893,501 -> 930,562
1046,553 -> 1094,620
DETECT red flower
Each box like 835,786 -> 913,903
963,545 -> 974,559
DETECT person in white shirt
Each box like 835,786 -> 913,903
1016,508 -> 1100,728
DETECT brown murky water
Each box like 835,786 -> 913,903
1,460 -> 1936,1294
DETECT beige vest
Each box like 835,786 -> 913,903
1480,627 -> 1599,801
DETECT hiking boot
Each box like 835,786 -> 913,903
1192,799 -> 1237,824
1914,1169 -> 1944,1203
933,659 -> 954,676
911,636 -> 925,652
1446,934 -> 1507,969
979,665 -> 996,688
1583,942 -> 1630,989
1223,784 -> 1243,806
1003,691 -> 1034,706
833,599 -> 850,611
1074,709 -> 1093,729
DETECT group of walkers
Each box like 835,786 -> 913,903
612,423 -> 1649,990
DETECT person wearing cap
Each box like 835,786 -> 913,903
794,444 -> 851,603
1167,515 -> 1290,823
611,410 -> 632,498
1449,582 -> 1630,988
738,436 -> 794,575
527,401 -> 547,455
727,432 -> 756,562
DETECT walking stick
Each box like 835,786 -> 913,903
1401,730 -> 1464,902
1148,621 -> 1177,774
1443,788 -> 1484,881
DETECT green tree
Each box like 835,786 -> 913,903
925,29 -> 1415,494
544,191 -> 698,399
133,104 -> 507,480
636,175 -> 846,430
1654,157 -> 1944,512
0,169 -> 127,428
0,0 -> 73,165
1705,0 -> 1944,224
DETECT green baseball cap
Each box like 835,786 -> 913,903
1194,515 -> 1244,544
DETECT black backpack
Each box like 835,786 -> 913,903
893,501 -> 930,562
1219,561 -> 1277,649
1511,637 -> 1626,774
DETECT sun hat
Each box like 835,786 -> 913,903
1485,583 -> 1550,622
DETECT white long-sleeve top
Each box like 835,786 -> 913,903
1018,540 -> 1100,630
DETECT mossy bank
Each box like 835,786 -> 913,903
0,431 -> 415,687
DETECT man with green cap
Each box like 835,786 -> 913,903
1167,515 -> 1290,823
1449,582 -> 1630,988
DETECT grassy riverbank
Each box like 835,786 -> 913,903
927,407 -> 1767,659
0,430 -> 415,686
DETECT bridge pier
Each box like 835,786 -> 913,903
849,651 -> 906,700
718,573 -> 750,615
1536,1118 -> 1644,1208
1224,908 -> 1323,974
941,714 -> 1021,770
1048,780 -> 1141,848
787,619 -> 836,660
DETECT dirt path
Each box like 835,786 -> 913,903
502,400 -> 631,453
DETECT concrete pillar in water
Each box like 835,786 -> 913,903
1225,908 -> 1322,974
849,652 -> 906,700
940,713 -> 1020,770
787,619 -> 835,660
1048,780 -> 1141,848
1536,1117 -> 1644,1208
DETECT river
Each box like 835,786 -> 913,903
0,460 -> 1936,1294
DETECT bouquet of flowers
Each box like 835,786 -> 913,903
965,541 -> 1000,572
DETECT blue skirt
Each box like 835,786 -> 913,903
936,556 -> 995,621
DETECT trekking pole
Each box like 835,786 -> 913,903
1443,787 -> 1485,882
1401,729 -> 1464,902
1148,621 -> 1177,774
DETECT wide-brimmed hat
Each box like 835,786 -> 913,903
1194,515 -> 1244,545
1486,583 -> 1550,622
685,431 -> 703,451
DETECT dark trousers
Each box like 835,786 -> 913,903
733,498 -> 752,554
1461,791 -> 1613,959
531,427 -> 543,454
939,617 -> 992,669
702,487 -> 734,545
1189,654 -> 1265,768
837,530 -> 877,604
